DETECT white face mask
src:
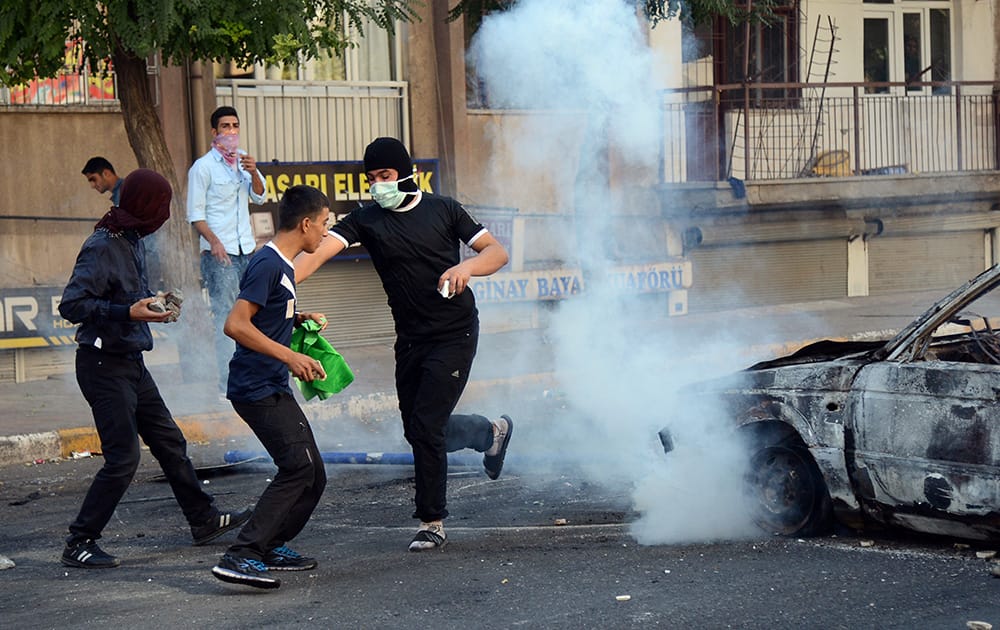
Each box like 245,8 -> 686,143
370,175 -> 413,210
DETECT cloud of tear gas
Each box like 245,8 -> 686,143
470,0 -> 759,543
469,0 -> 661,211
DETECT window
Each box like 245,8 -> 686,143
928,9 -> 952,92
864,16 -> 891,93
215,17 -> 397,82
863,0 -> 951,95
464,1 -> 518,109
714,2 -> 800,106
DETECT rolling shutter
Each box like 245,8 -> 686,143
687,239 -> 847,312
19,347 -> 75,382
868,232 -> 986,295
0,350 -> 15,383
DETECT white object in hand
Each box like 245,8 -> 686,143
439,280 -> 453,299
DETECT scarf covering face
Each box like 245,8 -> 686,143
95,168 -> 172,236
213,133 -> 240,169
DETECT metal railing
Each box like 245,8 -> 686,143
0,64 -> 117,106
660,81 -> 1000,183
216,79 -> 409,163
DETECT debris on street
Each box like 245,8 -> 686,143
8,490 -> 41,506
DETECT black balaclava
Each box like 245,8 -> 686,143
363,137 -> 418,193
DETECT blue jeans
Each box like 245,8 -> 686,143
201,251 -> 252,392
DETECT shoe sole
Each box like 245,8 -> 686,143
60,557 -> 120,569
484,415 -> 514,480
192,511 -> 253,546
408,540 -> 446,552
265,561 -> 318,571
211,566 -> 281,589
408,530 -> 447,552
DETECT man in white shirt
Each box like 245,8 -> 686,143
186,106 -> 267,394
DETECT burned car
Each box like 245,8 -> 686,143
660,265 -> 1000,540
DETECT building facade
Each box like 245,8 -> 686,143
0,0 -> 997,382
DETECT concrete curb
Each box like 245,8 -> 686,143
0,372 -> 560,468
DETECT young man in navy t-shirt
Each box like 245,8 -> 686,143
211,185 -> 332,589
295,137 -> 514,552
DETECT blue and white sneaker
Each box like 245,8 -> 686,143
211,553 -> 280,589
264,545 -> 317,571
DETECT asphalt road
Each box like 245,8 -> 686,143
0,438 -> 998,630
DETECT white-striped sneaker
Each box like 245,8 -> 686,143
191,507 -> 252,545
61,539 -> 120,569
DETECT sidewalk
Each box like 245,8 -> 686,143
0,289 -> 942,466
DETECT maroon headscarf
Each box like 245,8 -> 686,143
95,168 -> 171,236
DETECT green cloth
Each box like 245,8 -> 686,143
289,319 -> 354,401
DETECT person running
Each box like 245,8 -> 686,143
211,185 -> 332,589
294,137 -> 513,552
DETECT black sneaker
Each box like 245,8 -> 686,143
211,553 -> 281,589
264,545 -> 317,571
61,539 -> 120,569
483,415 -> 514,480
191,508 -> 253,546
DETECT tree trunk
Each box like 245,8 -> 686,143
111,49 -> 195,290
112,48 -> 215,386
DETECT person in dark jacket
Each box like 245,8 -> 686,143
210,185 -> 332,590
58,168 -> 251,569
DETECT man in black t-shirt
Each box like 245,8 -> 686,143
296,137 -> 513,552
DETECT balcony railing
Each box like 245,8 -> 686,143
0,65 -> 117,106
660,81 -> 1000,183
216,79 -> 409,163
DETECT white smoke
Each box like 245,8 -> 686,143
471,0 -> 758,543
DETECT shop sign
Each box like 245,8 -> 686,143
470,260 -> 692,303
0,287 -> 77,349
254,160 -> 439,253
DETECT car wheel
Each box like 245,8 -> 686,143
746,445 -> 833,537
